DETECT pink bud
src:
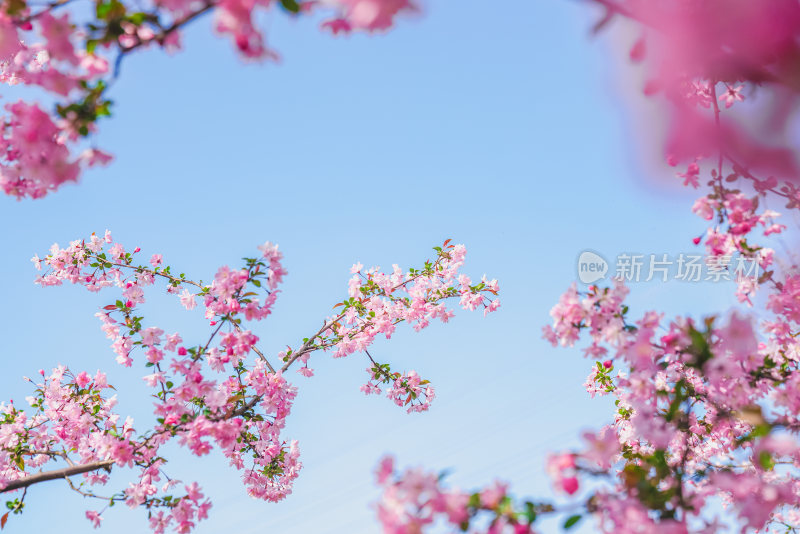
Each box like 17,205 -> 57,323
236,34 -> 249,51
629,37 -> 645,62
75,371 -> 91,388
562,476 -> 579,495
603,360 -> 613,369
693,237 -> 702,245
177,347 -> 187,356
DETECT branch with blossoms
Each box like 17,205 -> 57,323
378,276 -> 800,533
0,366 -> 216,531
584,0 -> 800,188
0,0 -> 418,200
369,4 -> 800,532
374,455 -> 560,534
540,281 -> 800,533
1,232 -> 499,532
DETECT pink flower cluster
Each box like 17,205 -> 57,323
375,456 -> 535,534
295,240 -> 499,409
382,172 -> 800,532
0,9 -> 114,199
593,0 -> 800,180
29,231 -> 306,520
361,366 -> 435,413
322,0 -> 417,34
333,243 -> 499,361
542,281 -> 629,355
377,5 -> 800,534
0,367 -> 211,533
0,233 -> 498,531
0,0 -> 416,199
537,277 -> 800,532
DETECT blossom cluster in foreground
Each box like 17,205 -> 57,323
0,0 -> 417,199
375,1 -> 800,532
1,234 -> 498,531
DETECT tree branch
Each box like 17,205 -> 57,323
0,460 -> 114,493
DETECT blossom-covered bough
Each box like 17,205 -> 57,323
0,233 -> 499,531
6,0 -> 800,532
373,1 -> 800,533
0,0 -> 417,200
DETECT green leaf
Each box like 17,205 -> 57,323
563,514 -> 582,529
279,0 -> 301,12
750,423 -> 771,439
665,380 -> 685,422
758,450 -> 775,471
523,501 -> 537,523
128,12 -> 147,24
96,1 -> 112,18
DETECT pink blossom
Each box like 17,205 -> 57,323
180,289 -> 197,310
719,85 -> 745,109
38,12 -> 79,65
74,371 -> 91,388
85,510 -> 103,528
323,0 -> 416,33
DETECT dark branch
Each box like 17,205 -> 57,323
0,460 -> 114,493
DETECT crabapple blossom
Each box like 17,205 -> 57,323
0,233 -> 498,532
590,0 -> 800,180
0,0 -> 417,200
375,456 -> 540,534
377,4 -> 800,533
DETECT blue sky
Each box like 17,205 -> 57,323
0,1 -> 745,532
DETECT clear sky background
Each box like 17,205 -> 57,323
0,1 -> 750,532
